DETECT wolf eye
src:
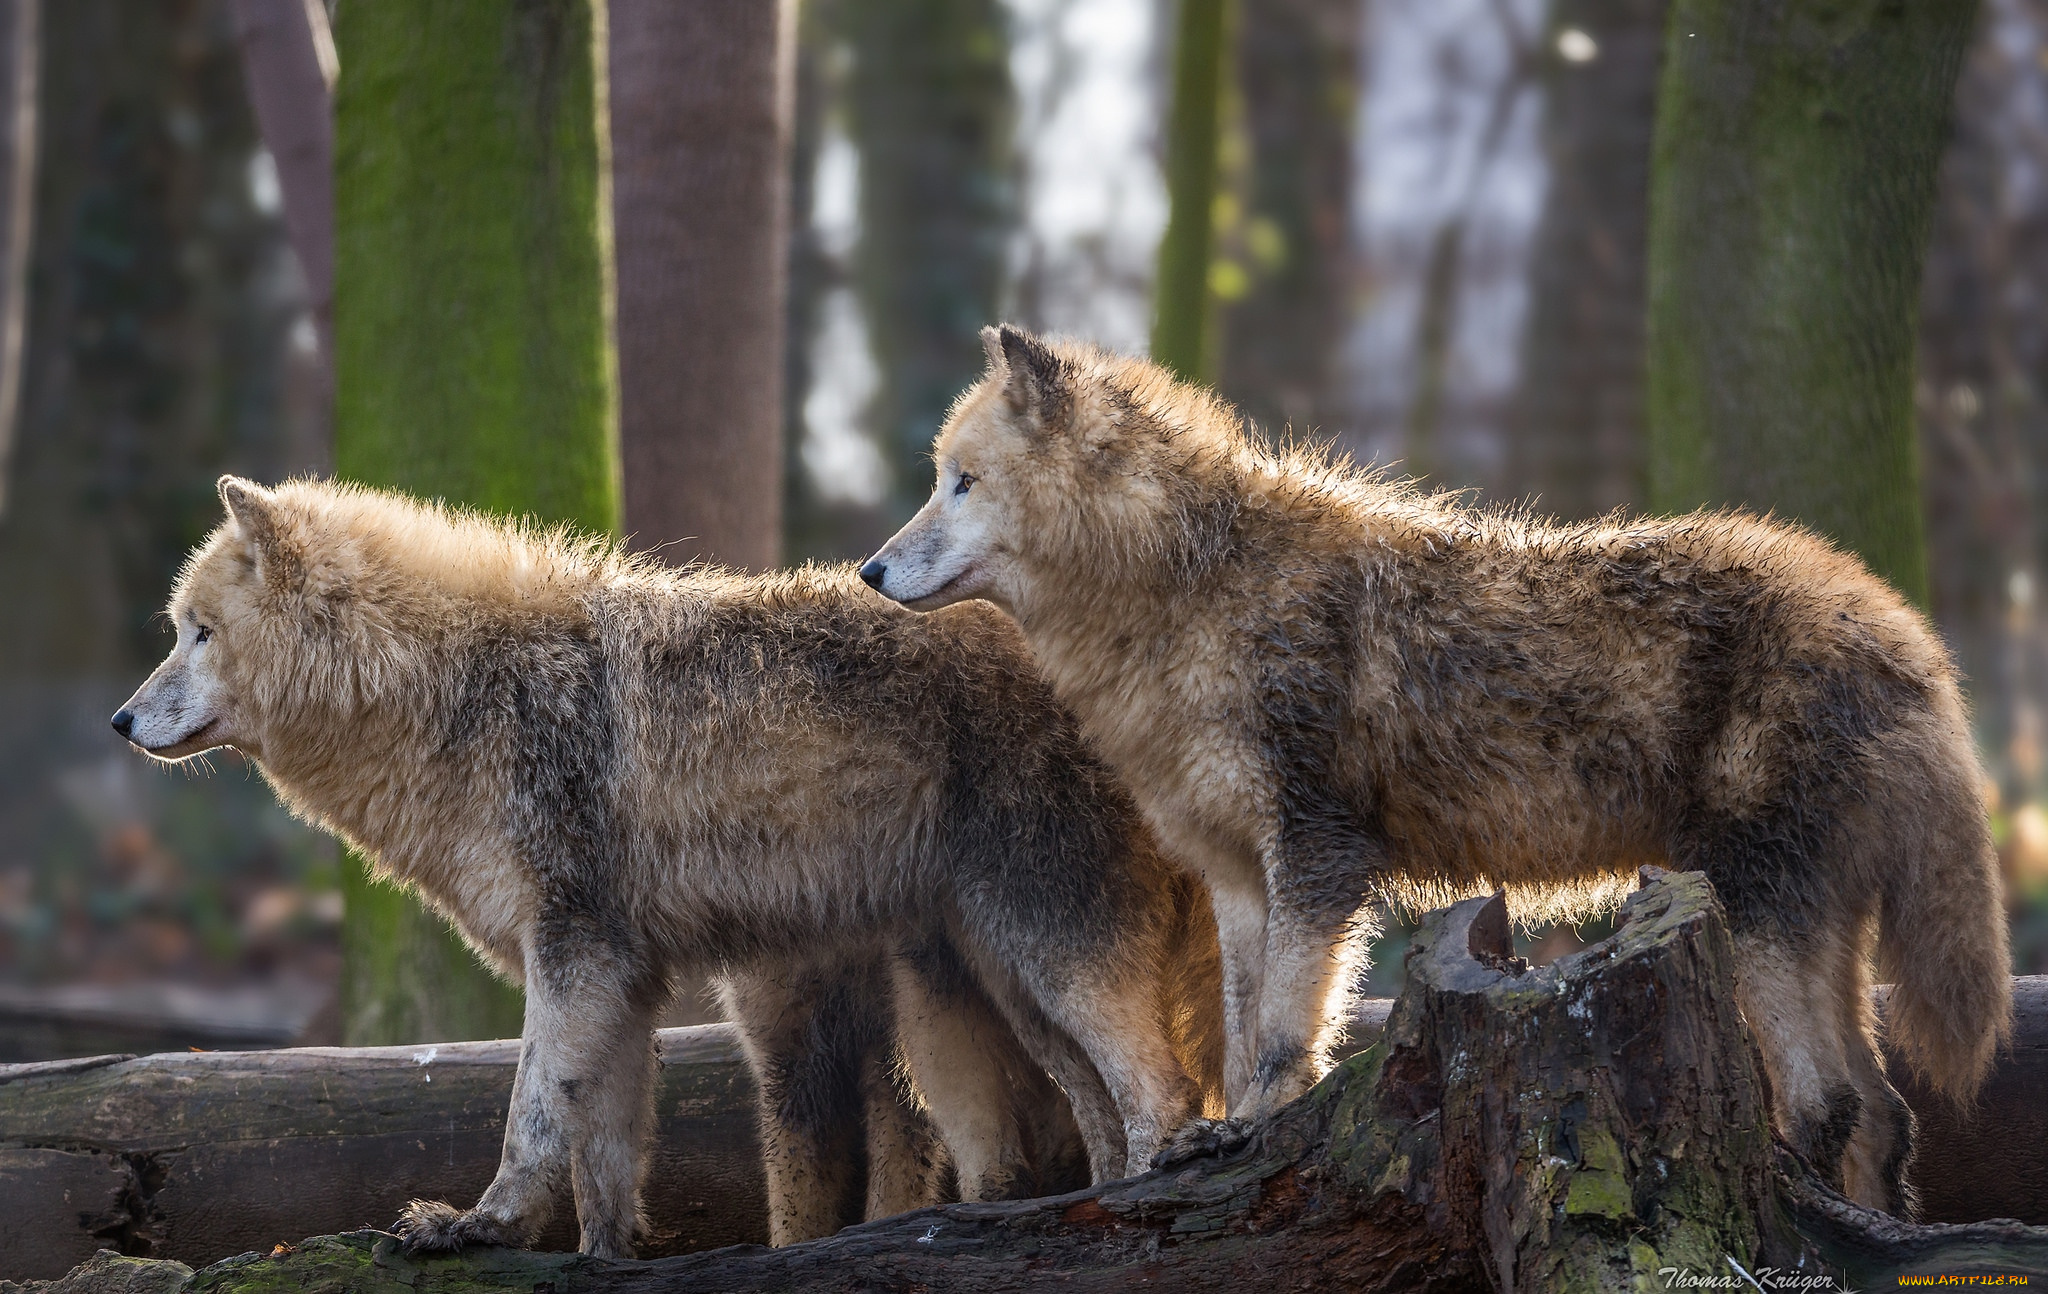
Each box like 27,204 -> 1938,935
195,625 -> 212,644
954,472 -> 977,496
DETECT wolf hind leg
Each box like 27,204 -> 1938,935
976,932 -> 1204,1174
1732,932 -> 1874,1200
1836,937 -> 1918,1217
950,950 -> 1131,1183
891,939 -> 1088,1201
860,1043 -> 948,1220
890,947 -> 1033,1201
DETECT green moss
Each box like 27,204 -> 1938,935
180,1233 -> 591,1293
329,0 -> 617,1045
1152,0 -> 1231,381
1577,1126 -> 1627,1175
333,0 -> 618,531
1565,1166 -> 1634,1220
1645,0 -> 1974,605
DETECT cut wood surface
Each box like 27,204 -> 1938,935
1,916 -> 2042,1282
10,871 -> 2044,1290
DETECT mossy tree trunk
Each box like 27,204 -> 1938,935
331,0 -> 618,1046
1152,0 -> 1230,385
1644,0 -> 1976,603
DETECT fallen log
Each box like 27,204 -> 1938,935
10,870 -> 2045,1291
0,1027 -> 764,1280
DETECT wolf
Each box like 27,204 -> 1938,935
717,939 -> 1090,1242
114,476 -> 1223,1257
860,324 -> 2014,1215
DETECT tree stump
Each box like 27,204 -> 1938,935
12,869 -> 2046,1291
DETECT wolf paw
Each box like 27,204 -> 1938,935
1152,1116 -> 1254,1169
392,1199 -> 524,1254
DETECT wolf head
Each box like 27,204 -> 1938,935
115,475 -> 561,769
113,476 -> 323,761
860,325 -> 1244,618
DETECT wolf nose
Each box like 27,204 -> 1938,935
111,709 -> 135,739
858,559 -> 886,590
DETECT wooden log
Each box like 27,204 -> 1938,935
12,871 -> 2046,1290
1884,975 -> 2048,1227
0,977 -> 2041,1280
0,1028 -> 763,1281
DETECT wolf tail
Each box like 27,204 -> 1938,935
1875,718 -> 2013,1104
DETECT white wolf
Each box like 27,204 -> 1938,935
116,476 -> 1223,1256
861,326 -> 2011,1215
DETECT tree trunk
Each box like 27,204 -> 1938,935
1505,0 -> 1664,520
0,0 -> 34,516
832,0 -> 1015,520
225,0 -> 331,369
1214,0 -> 1359,441
19,873 -> 2047,1290
1911,6 -> 2048,810
0,1027 -> 763,1280
609,0 -> 791,572
1644,0 -> 1974,603
330,0 -> 618,1046
1152,0 -> 1230,385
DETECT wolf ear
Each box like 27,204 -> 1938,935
980,324 -> 1069,426
218,476 -> 301,589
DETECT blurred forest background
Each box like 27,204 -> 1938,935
0,0 -> 2044,1055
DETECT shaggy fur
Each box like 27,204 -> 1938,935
715,942 -> 1088,1244
115,476 -> 1223,1258
862,324 -> 2014,1216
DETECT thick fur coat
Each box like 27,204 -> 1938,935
116,477 -> 1223,1257
862,325 -> 2013,1216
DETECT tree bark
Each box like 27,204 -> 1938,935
0,0 -> 34,517
1505,0 -> 1664,520
1645,0 -> 1974,603
330,0 -> 619,1046
1152,0 -> 1230,385
15,873 -> 2046,1289
609,0 -> 791,572
1214,0 -> 1359,441
225,0 -> 331,367
833,0 -> 1015,518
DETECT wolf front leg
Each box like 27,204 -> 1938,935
1151,848 -> 1270,1167
1228,845 -> 1374,1125
1203,862 -> 1270,1109
394,947 -> 665,1259
1150,833 -> 1268,1108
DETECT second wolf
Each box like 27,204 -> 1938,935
863,325 -> 2013,1216
115,477 -> 1222,1256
